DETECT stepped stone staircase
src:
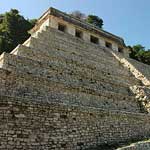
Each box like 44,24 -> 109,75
0,27 -> 143,113
0,14 -> 150,149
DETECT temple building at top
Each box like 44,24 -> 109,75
30,7 -> 129,56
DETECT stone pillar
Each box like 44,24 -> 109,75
50,17 -> 58,29
99,38 -> 105,47
83,32 -> 90,42
112,43 -> 118,51
67,25 -> 75,36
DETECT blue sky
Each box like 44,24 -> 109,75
1,0 -> 150,49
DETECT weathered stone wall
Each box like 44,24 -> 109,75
0,15 -> 150,149
1,52 -> 139,91
12,28 -> 140,84
110,51 -> 150,86
0,96 -> 150,150
0,65 -> 140,113
126,57 -> 150,83
0,26 -> 143,113
110,50 -> 150,113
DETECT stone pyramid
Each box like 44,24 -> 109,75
0,7 -> 150,150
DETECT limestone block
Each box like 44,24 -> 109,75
0,96 -> 149,149
83,32 -> 90,42
50,17 -> 58,29
99,37 -> 106,47
67,25 -> 75,36
112,42 -> 118,51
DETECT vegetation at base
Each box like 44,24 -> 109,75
0,9 -> 37,54
129,44 -> 150,65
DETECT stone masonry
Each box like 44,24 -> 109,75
0,7 -> 150,149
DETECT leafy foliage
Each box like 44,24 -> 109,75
86,15 -> 103,29
29,19 -> 37,27
0,9 -> 36,54
129,44 -> 150,65
70,11 -> 104,29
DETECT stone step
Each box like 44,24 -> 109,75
0,68 -> 140,112
9,45 -> 141,86
36,27 -> 119,63
11,44 -> 141,86
26,37 -> 127,71
126,57 -> 150,79
130,85 -> 150,113
0,53 -> 134,96
36,28 -> 132,70
110,50 -> 150,86
43,26 -> 122,58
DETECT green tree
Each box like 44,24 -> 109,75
137,50 -> 150,65
70,11 -> 104,29
129,44 -> 150,65
0,15 -> 3,24
0,9 -> 36,54
86,15 -> 104,29
29,19 -> 37,27
129,44 -> 145,60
